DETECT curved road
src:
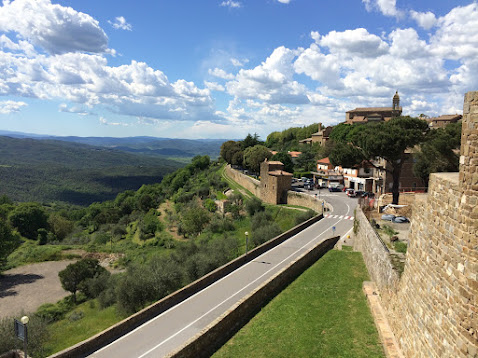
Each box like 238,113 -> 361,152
89,191 -> 356,358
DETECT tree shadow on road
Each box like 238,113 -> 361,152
0,273 -> 44,298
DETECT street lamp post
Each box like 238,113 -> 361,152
20,316 -> 29,358
245,231 -> 249,255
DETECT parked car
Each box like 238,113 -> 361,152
328,186 -> 341,192
381,214 -> 396,221
355,190 -> 365,197
361,192 -> 375,198
392,216 -> 409,223
345,189 -> 356,197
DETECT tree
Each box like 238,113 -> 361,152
180,204 -> 210,237
413,122 -> 461,185
58,259 -> 107,302
241,133 -> 262,150
8,202 -> 49,240
243,145 -> 272,173
329,117 -> 429,204
270,152 -> 294,173
0,221 -> 20,269
220,140 -> 242,164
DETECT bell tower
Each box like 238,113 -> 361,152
392,91 -> 400,117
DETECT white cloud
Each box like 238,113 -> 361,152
0,100 -> 27,114
319,28 -> 389,57
208,67 -> 235,80
108,16 -> 132,31
410,10 -> 437,30
59,103 -> 90,115
230,57 -> 248,67
362,0 -> 402,18
220,1 -> 241,9
277,0 -> 291,3
99,116 -> 128,126
226,46 -> 309,104
429,3 -> 478,60
0,0 -> 108,54
204,81 -> 225,92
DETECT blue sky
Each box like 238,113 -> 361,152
0,0 -> 476,139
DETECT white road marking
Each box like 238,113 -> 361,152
91,216 -> 333,357
137,217 -> 345,358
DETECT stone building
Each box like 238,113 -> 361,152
345,91 -> 402,124
299,123 -> 333,145
259,160 -> 292,204
426,114 -> 462,128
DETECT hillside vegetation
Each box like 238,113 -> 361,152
0,156 -> 314,356
0,136 -> 183,205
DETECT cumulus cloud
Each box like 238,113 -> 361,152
204,81 -> 225,92
277,0 -> 291,3
59,103 -> 90,115
410,10 -> 437,30
0,100 -> 27,114
362,0 -> 402,18
108,16 -> 132,31
0,0 -> 108,54
318,28 -> 389,57
226,46 -> 309,104
220,0 -> 241,9
208,67 -> 235,80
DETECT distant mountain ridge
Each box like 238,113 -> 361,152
0,136 -> 185,205
0,130 -> 227,158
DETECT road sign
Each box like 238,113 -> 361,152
14,319 -> 26,341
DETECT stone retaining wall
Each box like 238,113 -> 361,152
167,236 -> 339,358
286,190 -> 325,213
49,214 -> 323,358
353,208 -> 400,293
224,165 -> 260,197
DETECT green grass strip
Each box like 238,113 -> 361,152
213,250 -> 385,358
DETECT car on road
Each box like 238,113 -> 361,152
392,216 -> 409,223
345,189 -> 356,197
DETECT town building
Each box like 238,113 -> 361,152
426,114 -> 462,129
259,160 -> 292,204
299,123 -> 333,145
345,91 -> 402,124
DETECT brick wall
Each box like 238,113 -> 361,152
224,165 -> 261,197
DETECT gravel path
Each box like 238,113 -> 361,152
0,260 -> 75,318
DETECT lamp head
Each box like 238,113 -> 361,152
21,316 -> 29,324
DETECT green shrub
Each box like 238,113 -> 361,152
394,241 -> 408,254
294,210 -> 315,225
204,198 -> 218,213
252,223 -> 282,246
245,197 -> 265,216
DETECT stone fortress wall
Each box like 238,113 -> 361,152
354,91 -> 478,357
224,164 -> 325,213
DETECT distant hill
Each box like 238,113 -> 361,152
0,131 -> 225,159
0,136 -> 184,205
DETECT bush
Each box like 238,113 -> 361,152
0,314 -> 49,357
245,197 -> 265,216
83,270 -> 112,298
294,210 -> 315,225
252,223 -> 282,246
204,198 -> 217,213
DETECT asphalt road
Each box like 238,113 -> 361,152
89,191 -> 356,358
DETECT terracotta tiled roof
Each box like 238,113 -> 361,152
347,107 -> 396,113
288,151 -> 302,158
267,161 -> 284,165
427,114 -> 462,122
351,115 -> 366,122
317,157 -> 331,164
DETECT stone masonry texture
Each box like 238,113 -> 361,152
354,91 -> 477,358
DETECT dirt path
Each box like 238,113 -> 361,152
0,260 -> 75,318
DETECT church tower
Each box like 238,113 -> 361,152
392,91 -> 400,117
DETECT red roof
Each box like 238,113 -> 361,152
317,157 -> 331,164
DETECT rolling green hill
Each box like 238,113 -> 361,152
0,136 -> 183,205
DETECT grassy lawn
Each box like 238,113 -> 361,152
213,250 -> 385,358
43,300 -> 126,356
